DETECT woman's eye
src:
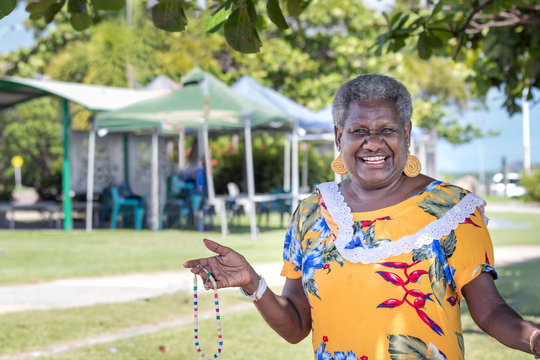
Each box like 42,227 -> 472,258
381,128 -> 395,134
351,129 -> 369,135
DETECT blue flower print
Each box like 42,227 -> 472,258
283,218 -> 295,261
290,234 -> 303,270
302,244 -> 325,287
312,217 -> 332,239
345,228 -> 366,249
431,240 -> 456,291
424,180 -> 443,193
334,351 -> 358,360
315,342 -> 332,360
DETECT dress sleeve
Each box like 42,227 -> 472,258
280,193 -> 320,279
448,208 -> 498,299
280,203 -> 303,279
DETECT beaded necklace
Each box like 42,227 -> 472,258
193,265 -> 223,359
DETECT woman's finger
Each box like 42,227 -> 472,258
204,238 -> 232,256
183,256 -> 212,270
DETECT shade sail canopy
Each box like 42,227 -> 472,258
0,76 -> 169,112
97,68 -> 291,132
232,75 -> 333,133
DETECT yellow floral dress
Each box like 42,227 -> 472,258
281,181 -> 497,360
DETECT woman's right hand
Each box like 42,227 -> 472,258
183,238 -> 260,293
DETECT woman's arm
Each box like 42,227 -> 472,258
463,272 -> 540,356
183,239 -> 312,344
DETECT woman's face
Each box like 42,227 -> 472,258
335,98 -> 411,190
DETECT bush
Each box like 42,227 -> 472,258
211,133 -> 334,195
520,170 -> 540,201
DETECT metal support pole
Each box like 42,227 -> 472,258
86,117 -> 96,232
150,131 -> 159,230
523,92 -> 531,175
243,115 -> 257,240
62,99 -> 73,231
291,120 -> 299,211
283,137 -> 291,192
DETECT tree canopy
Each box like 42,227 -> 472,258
0,0 -> 501,198
2,0 -> 536,115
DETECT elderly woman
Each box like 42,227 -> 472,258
184,74 -> 540,359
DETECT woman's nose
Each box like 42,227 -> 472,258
363,133 -> 385,151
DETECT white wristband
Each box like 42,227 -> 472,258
239,275 -> 267,302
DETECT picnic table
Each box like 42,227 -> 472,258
0,201 -> 101,229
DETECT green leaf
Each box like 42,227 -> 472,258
286,0 -> 309,17
67,0 -> 85,13
387,334 -> 429,358
152,0 -> 187,32
305,278 -> 320,299
431,0 -> 444,17
395,13 -> 409,30
389,11 -> 402,29
91,0 -> 125,11
43,0 -> 65,23
70,12 -> 92,31
26,0 -> 59,14
412,244 -> 432,262
0,0 -> 17,20
443,230 -> 456,258
267,0 -> 288,29
456,332 -> 465,355
204,0 -> 233,33
429,258 -> 446,305
417,32 -> 432,59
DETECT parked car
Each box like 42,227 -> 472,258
490,172 -> 527,197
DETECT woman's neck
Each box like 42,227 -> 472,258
338,175 -> 432,212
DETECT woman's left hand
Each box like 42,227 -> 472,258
183,238 -> 260,293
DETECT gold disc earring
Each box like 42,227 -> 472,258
404,151 -> 421,177
331,155 -> 348,175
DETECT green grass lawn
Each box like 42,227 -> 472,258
0,212 -> 538,285
30,260 -> 540,360
487,212 -> 540,246
0,227 -> 286,285
0,212 -> 539,359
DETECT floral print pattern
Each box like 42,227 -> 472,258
281,181 -> 496,360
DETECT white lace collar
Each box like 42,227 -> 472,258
316,181 -> 486,264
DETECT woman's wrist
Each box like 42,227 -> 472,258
530,328 -> 540,358
240,274 -> 267,302
242,274 -> 260,295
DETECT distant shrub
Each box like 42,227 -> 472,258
520,170 -> 540,201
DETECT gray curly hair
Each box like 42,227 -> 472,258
331,74 -> 413,129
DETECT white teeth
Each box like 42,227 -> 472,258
363,156 -> 386,164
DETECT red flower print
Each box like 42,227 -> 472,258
323,264 -> 330,270
408,269 -> 428,283
360,356 -> 368,360
460,215 -> 480,227
376,262 -> 442,335
322,335 -> 328,342
360,216 -> 390,228
377,298 -> 404,308
446,296 -> 459,306
376,271 -> 406,286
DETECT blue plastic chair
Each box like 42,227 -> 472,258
258,188 -> 290,227
109,186 -> 145,231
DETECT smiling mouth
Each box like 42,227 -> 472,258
361,156 -> 387,165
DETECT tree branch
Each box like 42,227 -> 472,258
452,0 -> 496,59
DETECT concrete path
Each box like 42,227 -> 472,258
0,263 -> 285,315
1,247 -> 540,316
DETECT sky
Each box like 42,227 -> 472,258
437,91 -> 539,174
0,3 -> 34,55
1,2 -> 538,175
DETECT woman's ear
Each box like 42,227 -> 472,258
404,122 -> 412,146
334,125 -> 342,151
